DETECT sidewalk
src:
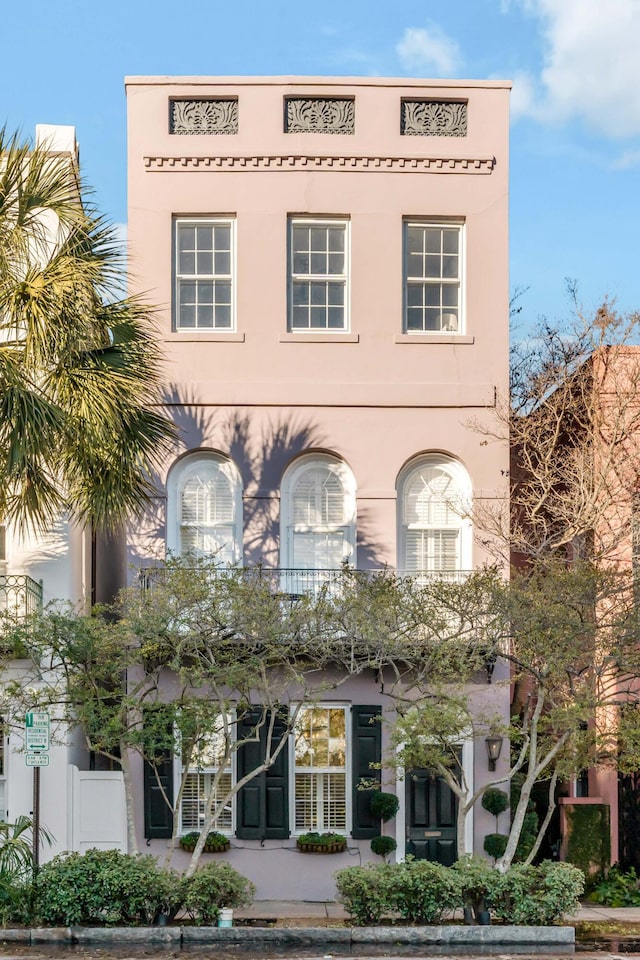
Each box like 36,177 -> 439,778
235,900 -> 640,923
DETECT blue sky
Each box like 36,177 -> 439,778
2,0 -> 640,331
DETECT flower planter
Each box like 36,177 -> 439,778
204,841 -> 230,853
180,831 -> 230,854
297,840 -> 347,854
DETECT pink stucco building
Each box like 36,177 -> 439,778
125,76 -> 511,899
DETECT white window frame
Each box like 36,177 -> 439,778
290,704 -> 350,836
396,455 -> 472,576
403,221 -> 465,334
174,218 -> 236,332
176,714 -> 235,837
166,451 -> 243,564
288,218 -> 350,332
280,454 -> 357,572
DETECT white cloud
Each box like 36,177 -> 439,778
112,222 -> 127,251
517,0 -> 640,138
612,148 -> 640,170
510,71 -> 538,120
396,25 -> 462,76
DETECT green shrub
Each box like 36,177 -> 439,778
483,833 -> 509,861
389,859 -> 461,924
0,880 -> 32,926
34,850 -> 177,926
592,865 -> 640,907
566,804 -> 610,876
481,788 -> 509,818
337,858 -> 584,927
335,864 -> 392,925
490,861 -> 584,924
180,861 -> 255,924
370,791 -> 400,822
370,835 -> 397,859
451,855 -> 498,919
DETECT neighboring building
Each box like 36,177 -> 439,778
0,125 -> 127,859
125,76 -> 511,899
510,344 -> 640,872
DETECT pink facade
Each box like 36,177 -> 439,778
126,76 -> 511,899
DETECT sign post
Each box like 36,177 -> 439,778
25,712 -> 49,868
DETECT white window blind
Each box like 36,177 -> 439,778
181,771 -> 232,831
180,462 -> 237,562
401,463 -> 465,573
290,466 -> 350,569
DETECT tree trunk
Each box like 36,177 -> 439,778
119,747 -> 139,856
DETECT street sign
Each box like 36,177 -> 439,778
25,753 -> 49,767
25,712 -> 50,752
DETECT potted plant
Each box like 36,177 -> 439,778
180,830 -> 230,853
296,831 -> 347,853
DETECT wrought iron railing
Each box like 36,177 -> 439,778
0,575 -> 43,622
140,566 -> 472,596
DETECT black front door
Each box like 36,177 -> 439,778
406,767 -> 458,865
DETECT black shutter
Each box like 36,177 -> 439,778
236,709 -> 265,839
143,711 -> 174,839
264,711 -> 289,839
236,707 -> 290,840
351,705 -> 382,839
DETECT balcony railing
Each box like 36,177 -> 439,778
140,566 -> 472,597
0,575 -> 43,622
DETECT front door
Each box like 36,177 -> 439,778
406,767 -> 458,865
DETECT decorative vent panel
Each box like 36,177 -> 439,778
285,98 -> 355,135
170,99 -> 238,135
401,100 -> 467,137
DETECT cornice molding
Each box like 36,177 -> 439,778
143,154 -> 495,173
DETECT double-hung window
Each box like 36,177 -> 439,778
404,222 -> 463,333
181,722 -> 233,834
175,219 -> 235,330
294,706 -> 347,832
289,219 -> 349,331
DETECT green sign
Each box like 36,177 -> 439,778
25,712 -> 49,752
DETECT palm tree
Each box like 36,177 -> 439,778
0,127 -> 174,532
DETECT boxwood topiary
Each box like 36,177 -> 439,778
370,835 -> 397,858
481,787 -> 509,818
370,791 -> 400,822
483,832 -> 509,860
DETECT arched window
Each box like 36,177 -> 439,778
281,455 -> 356,571
397,456 -> 471,576
167,453 -> 242,564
